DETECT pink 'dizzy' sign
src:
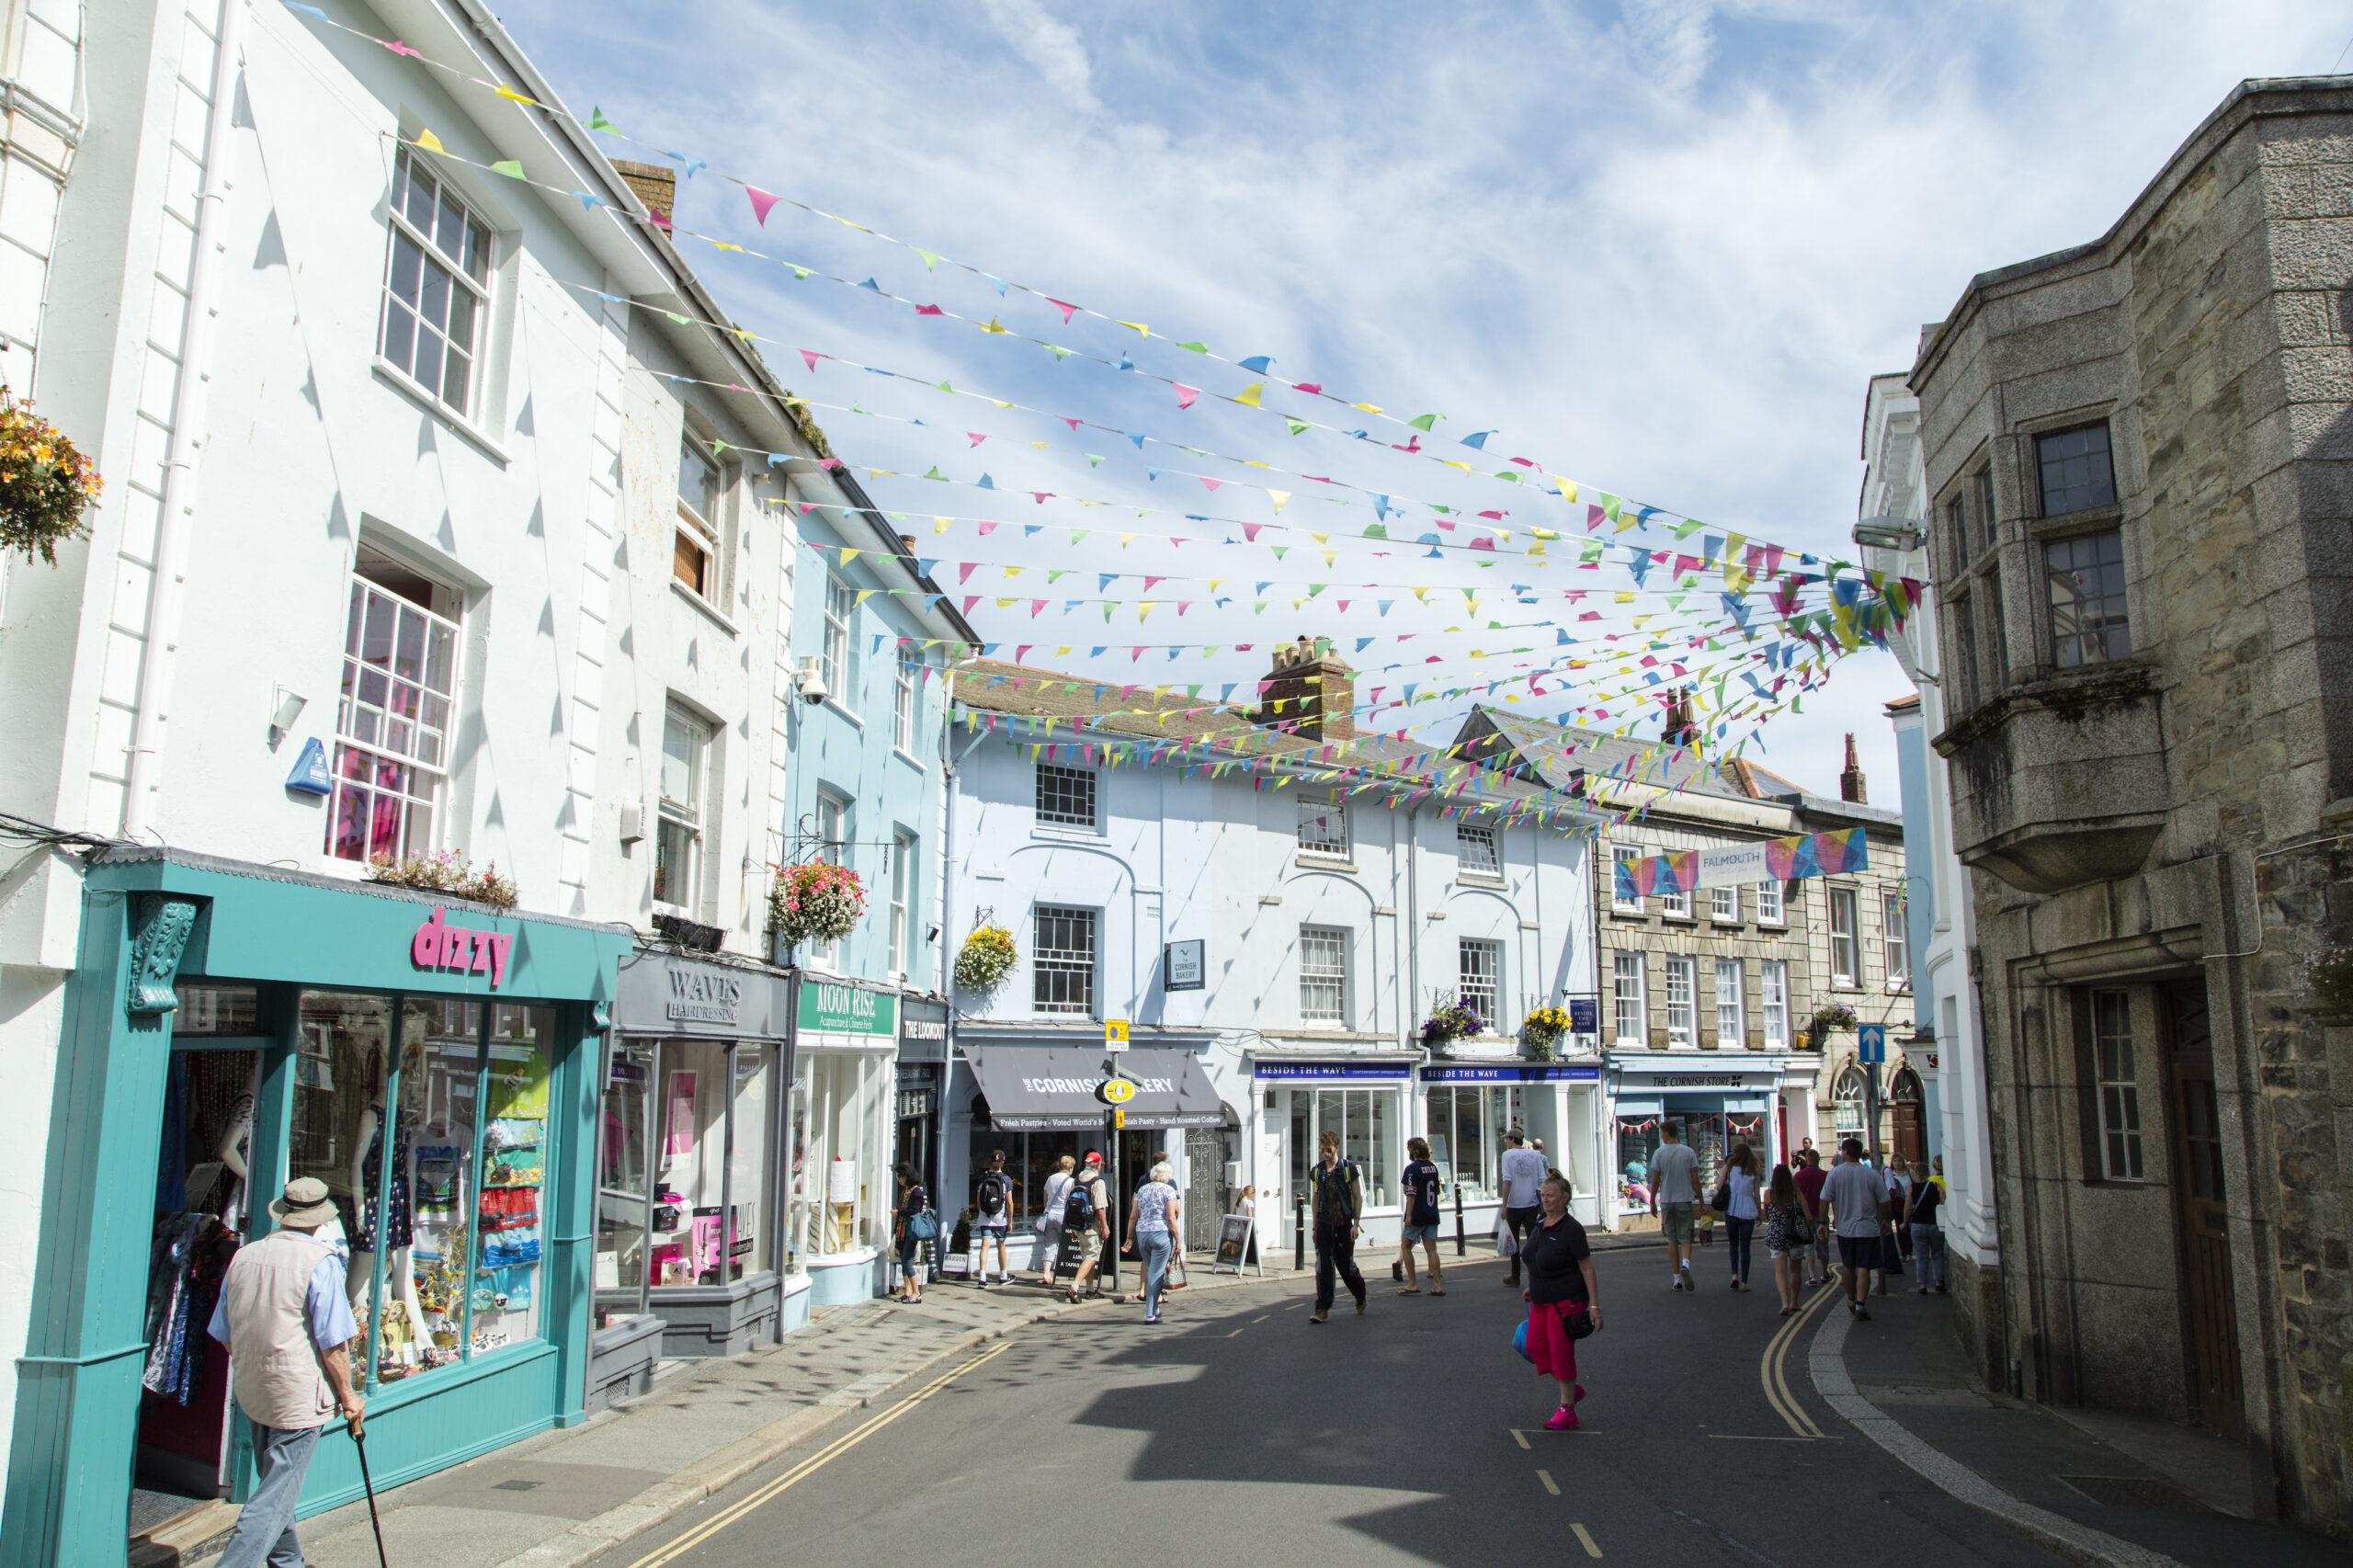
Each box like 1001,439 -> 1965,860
412,905 -> 511,986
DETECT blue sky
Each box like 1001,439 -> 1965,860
492,0 -> 2347,798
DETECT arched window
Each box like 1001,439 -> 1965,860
1832,1066 -> 1867,1142
1889,1066 -> 1923,1103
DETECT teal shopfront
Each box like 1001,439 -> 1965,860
0,848 -> 627,1568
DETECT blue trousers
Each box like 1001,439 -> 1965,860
1139,1231 -> 1174,1317
1912,1223 -> 1948,1287
218,1421 -> 323,1568
1724,1216 -> 1756,1284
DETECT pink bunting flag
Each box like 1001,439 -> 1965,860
1030,492 -> 1052,505
1477,509 -> 1506,519
961,597 -> 981,615
1294,382 -> 1323,393
968,432 -> 987,447
381,39 -> 422,56
959,562 -> 979,583
798,502 -> 816,515
1200,477 -> 1222,491
1031,600 -> 1048,618
1511,457 -> 1535,468
1049,300 -> 1079,323
1240,523 -> 1264,541
800,349 -> 821,371
746,187 -> 781,225
1586,504 -> 1606,531
977,520 -> 999,535
1469,538 -> 1495,551
1142,577 -> 1165,592
1061,416 -> 1082,430
1174,384 -> 1199,409
915,304 -> 945,316
1017,645 -> 1032,663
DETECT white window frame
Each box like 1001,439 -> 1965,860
1299,926 -> 1348,1025
1611,953 -> 1646,1045
1297,795 -> 1349,858
1756,879 -> 1785,925
1713,959 -> 1745,1049
328,565 -> 460,867
892,648 -> 918,754
889,832 -> 915,978
1833,1066 -> 1866,1141
1035,762 -> 1098,829
655,703 -> 710,912
674,432 -> 726,602
1032,904 -> 1097,1017
1830,888 -> 1860,986
822,576 -> 854,699
1882,891 -> 1909,990
1611,845 -> 1642,912
2093,989 -> 2144,1180
1458,938 -> 1503,1033
1662,884 -> 1693,920
1711,884 -> 1739,923
1760,960 -> 1789,1050
1663,956 -> 1696,1046
812,791 -> 851,968
1457,823 -> 1499,876
378,148 -> 492,418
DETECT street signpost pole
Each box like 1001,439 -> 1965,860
1103,1020 -> 1130,1295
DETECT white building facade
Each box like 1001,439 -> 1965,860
940,648 -> 1606,1273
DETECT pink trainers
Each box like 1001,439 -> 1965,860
1544,1406 -> 1578,1431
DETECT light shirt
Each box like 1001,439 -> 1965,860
1132,1181 -> 1177,1235
1040,1171 -> 1074,1229
1725,1168 -> 1759,1221
208,1230 -> 358,1352
1649,1142 -> 1699,1205
1822,1159 -> 1887,1238
1499,1146 -> 1548,1208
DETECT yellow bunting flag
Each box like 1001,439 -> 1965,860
1233,383 -> 1265,407
494,85 -> 539,105
415,129 -> 447,153
1120,321 -> 1150,337
1267,490 -> 1290,515
840,549 -> 861,566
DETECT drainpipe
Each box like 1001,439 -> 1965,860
122,0 -> 251,839
936,682 -> 984,1207
1403,803 -> 1422,1054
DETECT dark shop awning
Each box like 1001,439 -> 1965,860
965,1045 -> 1226,1131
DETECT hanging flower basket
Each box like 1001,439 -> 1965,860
955,922 -> 1018,994
1809,1003 -> 1859,1040
1421,998 -> 1484,1045
0,387 -> 102,565
368,849 -> 517,911
1522,1006 -> 1571,1060
768,860 -> 866,949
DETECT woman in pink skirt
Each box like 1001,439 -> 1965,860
1521,1171 -> 1603,1428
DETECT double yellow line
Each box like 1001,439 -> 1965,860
623,1339 -> 1014,1567
1759,1281 -> 1839,1437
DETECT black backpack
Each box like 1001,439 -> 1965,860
976,1169 -> 1009,1220
1063,1176 -> 1097,1229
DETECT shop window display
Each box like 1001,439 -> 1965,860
596,1043 -> 654,1315
599,1040 -> 778,1306
1421,1085 -> 1524,1203
790,1053 -> 889,1261
1275,1086 -> 1395,1208
1615,1118 -> 1661,1217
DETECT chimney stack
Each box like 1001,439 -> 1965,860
611,159 -> 676,227
1840,733 -> 1868,803
1664,687 -> 1699,748
1255,635 -> 1356,742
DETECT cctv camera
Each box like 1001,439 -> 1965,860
794,656 -> 828,707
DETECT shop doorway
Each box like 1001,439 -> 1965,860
2164,982 -> 2244,1439
1182,1124 -> 1231,1252
1888,1067 -> 1925,1167
894,1067 -> 939,1200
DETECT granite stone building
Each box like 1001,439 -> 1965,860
1908,75 -> 2353,1534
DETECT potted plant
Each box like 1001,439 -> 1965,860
367,849 -> 517,911
768,861 -> 867,950
0,387 -> 103,566
1421,998 -> 1484,1047
1808,1003 -> 1859,1044
1522,1005 -> 1571,1060
954,920 -> 1018,994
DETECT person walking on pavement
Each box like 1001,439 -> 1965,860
1064,1152 -> 1111,1303
1497,1129 -> 1547,1287
891,1164 -> 929,1304
972,1148 -> 1016,1286
1793,1148 -> 1831,1288
1762,1163 -> 1811,1314
1033,1153 -> 1075,1282
1821,1138 -> 1890,1320
1875,1154 -> 1908,1298
1521,1172 -> 1602,1430
1648,1119 -> 1701,1291
1718,1140 -> 1761,1292
1907,1160 -> 1949,1293
204,1176 -> 366,1568
1306,1129 -> 1367,1323
1126,1159 -> 1182,1323
1397,1136 -> 1446,1296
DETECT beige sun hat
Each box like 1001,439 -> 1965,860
267,1176 -> 338,1228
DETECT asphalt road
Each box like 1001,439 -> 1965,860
610,1248 -> 2070,1568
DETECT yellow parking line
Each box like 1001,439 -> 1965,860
1537,1469 -> 1561,1495
1573,1522 -> 1604,1557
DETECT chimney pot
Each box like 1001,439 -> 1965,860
1840,732 -> 1868,804
611,159 -> 676,226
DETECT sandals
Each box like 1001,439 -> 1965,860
1398,1286 -> 1422,1295
1430,1287 -> 1447,1297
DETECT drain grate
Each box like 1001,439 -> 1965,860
2057,1475 -> 2206,1512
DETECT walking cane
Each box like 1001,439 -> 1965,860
350,1419 -> 391,1568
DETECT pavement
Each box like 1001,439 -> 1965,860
154,1239 -> 2346,1568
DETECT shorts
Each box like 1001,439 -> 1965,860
1402,1222 -> 1439,1244
1524,1301 -> 1585,1381
975,1222 -> 1008,1238
1767,1244 -> 1797,1260
1659,1202 -> 1696,1243
1837,1233 -> 1882,1271
1074,1229 -> 1103,1264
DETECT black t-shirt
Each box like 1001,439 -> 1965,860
1403,1160 -> 1442,1226
1908,1181 -> 1942,1226
1522,1211 -> 1592,1306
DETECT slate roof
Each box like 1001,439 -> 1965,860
1450,706 -> 1747,801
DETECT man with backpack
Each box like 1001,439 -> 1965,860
972,1149 -> 1016,1287
1306,1130 -> 1367,1324
1063,1151 -> 1111,1302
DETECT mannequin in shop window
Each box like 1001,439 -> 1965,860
347,1037 -> 432,1373
216,1089 -> 256,1232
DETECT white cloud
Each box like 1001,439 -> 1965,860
976,0 -> 1101,112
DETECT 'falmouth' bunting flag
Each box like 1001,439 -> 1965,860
1615,827 -> 1867,903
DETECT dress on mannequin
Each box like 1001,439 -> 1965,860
215,1092 -> 254,1232
348,1043 -> 433,1372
